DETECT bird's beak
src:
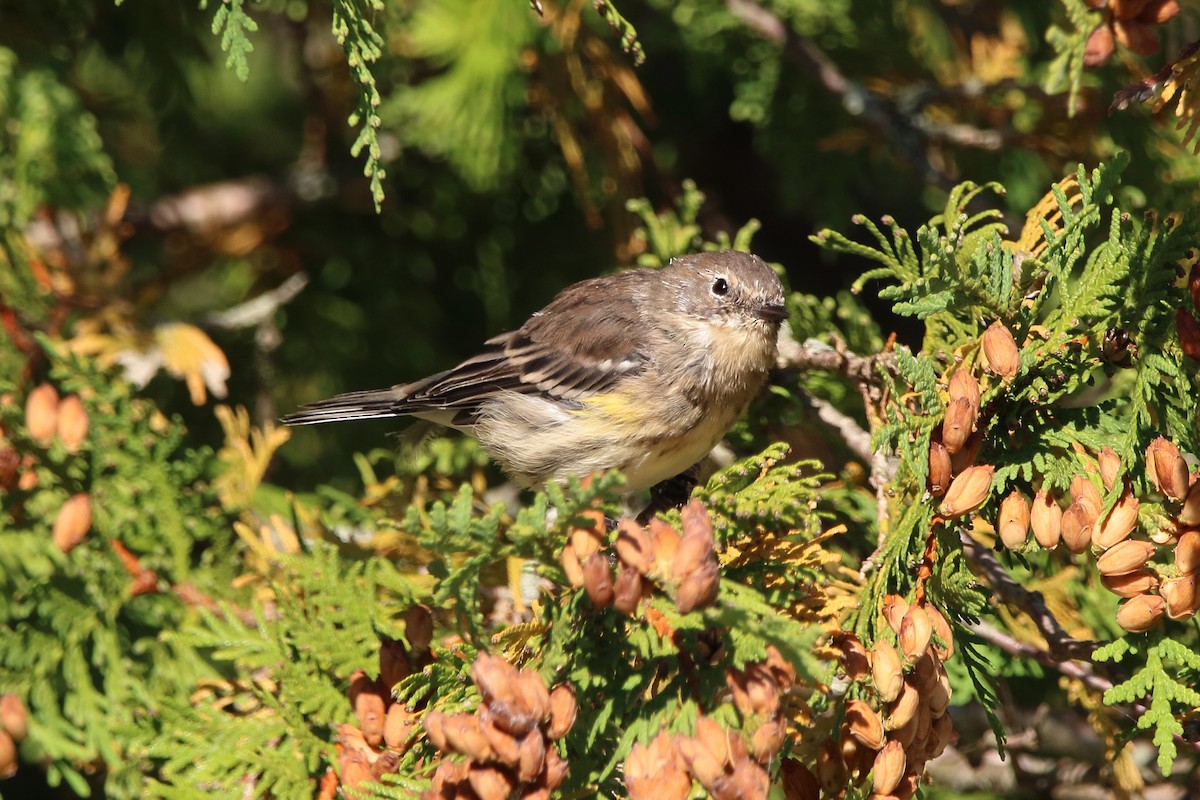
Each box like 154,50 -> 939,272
755,303 -> 788,323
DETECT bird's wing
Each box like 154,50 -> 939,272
396,274 -> 650,422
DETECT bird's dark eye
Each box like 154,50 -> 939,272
712,277 -> 729,296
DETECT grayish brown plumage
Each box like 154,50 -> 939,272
283,251 -> 787,492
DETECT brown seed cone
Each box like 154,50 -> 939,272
338,746 -> 372,791
371,750 -> 399,781
613,562 -> 645,616
997,490 -> 1031,550
949,431 -> 984,475
625,732 -> 691,800
570,509 -> 606,562
711,758 -> 770,800
948,368 -> 981,412
872,741 -> 907,796
405,604 -> 434,652
55,395 -> 89,453
467,763 -> 516,799
446,713 -> 495,762
928,440 -> 952,497
582,552 -> 615,608
894,773 -> 922,800
835,632 -> 872,683
927,710 -> 955,760
560,546 -> 585,588
1094,493 -> 1140,550
355,685 -> 388,747
872,639 -> 904,703
838,725 -> 874,778
1161,574 -> 1199,620
673,510 -> 715,582
927,668 -> 952,718
542,746 -> 568,790
764,645 -> 797,690
516,730 -> 545,782
423,710 -> 449,751
479,709 -> 521,765
744,665 -> 781,718
1031,489 -> 1063,549
675,559 -> 720,614
0,695 -> 27,743
780,759 -> 821,800
1180,481 -> 1200,526
845,699 -> 886,750
615,519 -> 655,576
927,604 -> 955,660
1085,22 -> 1116,65
676,735 -> 724,788
815,740 -> 848,797
912,652 -> 938,694
1060,502 -> 1094,554
938,465 -> 994,518
1117,593 -> 1166,632
513,671 -> 552,730
0,729 -> 14,780
52,493 -> 92,553
888,680 -> 921,731
0,447 -> 18,492
1176,307 -> 1200,359
1101,569 -> 1160,598
1097,540 -> 1157,576
427,757 -> 469,797
981,321 -> 1020,379
24,383 -> 59,446
384,703 -> 417,751
1148,437 -> 1189,501
471,652 -> 519,706
899,606 -> 933,661
941,397 -> 975,456
749,718 -> 786,763
379,637 -> 411,695
680,498 -> 713,540
646,517 -> 681,576
1177,530 -> 1200,574
1069,475 -> 1102,522
547,684 -> 577,741
881,594 -> 911,638
1098,447 -> 1122,491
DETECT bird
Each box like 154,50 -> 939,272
282,250 -> 787,495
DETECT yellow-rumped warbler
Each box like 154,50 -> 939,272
282,251 -> 787,493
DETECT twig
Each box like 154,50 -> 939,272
968,619 -> 1111,694
960,531 -> 1098,661
806,394 -> 873,463
775,334 -> 897,386
726,0 -> 1003,190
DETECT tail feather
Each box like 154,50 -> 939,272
281,388 -> 404,426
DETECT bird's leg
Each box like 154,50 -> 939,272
637,464 -> 701,524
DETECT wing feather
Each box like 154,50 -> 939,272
392,272 -> 651,421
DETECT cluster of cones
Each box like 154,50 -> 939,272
623,645 -> 796,800
560,499 -> 721,615
421,653 -> 575,800
928,321 -> 1020,518
826,598 -> 955,800
992,437 -> 1200,631
322,605 -> 434,797
2,385 -> 92,552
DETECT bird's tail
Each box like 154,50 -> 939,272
281,388 -> 403,425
